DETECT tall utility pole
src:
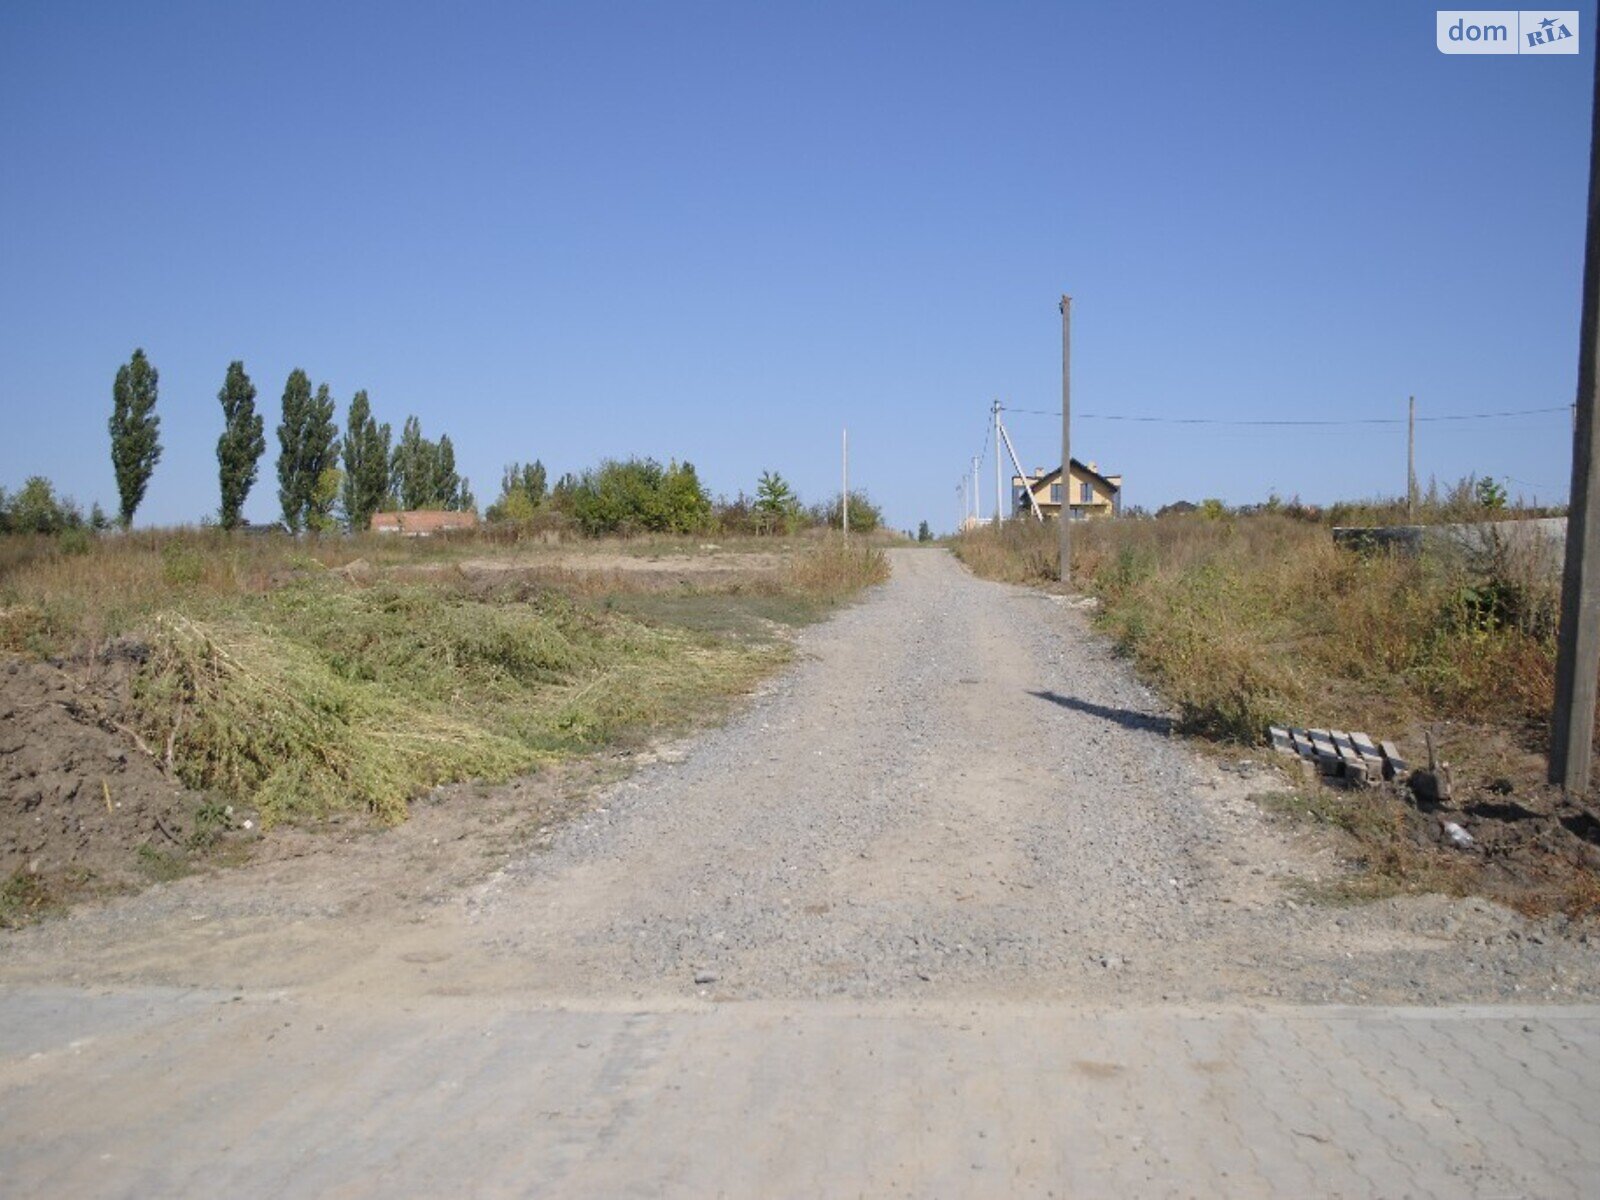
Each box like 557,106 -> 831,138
1552,50 -> 1600,798
1059,294 -> 1072,585
972,455 -> 982,524
993,399 -> 1003,527
1407,395 -> 1417,521
842,428 -> 849,539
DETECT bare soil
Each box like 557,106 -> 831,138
0,651 -> 230,919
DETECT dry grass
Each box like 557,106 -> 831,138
954,514 -> 1599,915
955,514 -> 1567,749
1,529 -> 885,827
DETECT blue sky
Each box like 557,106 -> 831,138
0,1 -> 1590,530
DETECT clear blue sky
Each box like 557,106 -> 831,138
0,1 -> 1591,531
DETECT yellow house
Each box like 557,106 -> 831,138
1012,461 -> 1122,520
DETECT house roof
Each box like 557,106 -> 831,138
370,510 -> 479,533
1015,459 -> 1121,493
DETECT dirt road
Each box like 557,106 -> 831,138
3,549 -> 1598,1196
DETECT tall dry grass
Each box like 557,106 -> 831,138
955,514 -> 1567,749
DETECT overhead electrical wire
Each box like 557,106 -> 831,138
997,403 -> 1572,427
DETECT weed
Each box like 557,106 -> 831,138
0,869 -> 57,928
134,843 -> 191,882
956,513 -> 1576,752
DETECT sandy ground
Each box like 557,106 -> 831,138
3,549 -> 1598,1196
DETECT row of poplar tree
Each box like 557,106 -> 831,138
109,349 -> 472,532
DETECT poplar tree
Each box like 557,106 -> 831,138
391,416 -> 430,510
216,361 -> 265,530
433,434 -> 461,509
109,348 -> 162,528
340,390 -> 392,532
388,416 -> 467,511
276,371 -> 340,532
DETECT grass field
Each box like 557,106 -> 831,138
1,529 -> 887,829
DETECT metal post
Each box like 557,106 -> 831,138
993,399 -> 1003,528
1059,294 -> 1072,585
1407,396 -> 1416,521
1551,49 -> 1600,798
972,456 -> 981,524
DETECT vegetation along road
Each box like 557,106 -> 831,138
3,549 -> 1598,1196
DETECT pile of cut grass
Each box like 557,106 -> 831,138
131,578 -> 780,826
2,528 -> 885,831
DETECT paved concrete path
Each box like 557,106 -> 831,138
3,986 -> 1598,1197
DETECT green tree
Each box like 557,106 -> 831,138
753,470 -> 800,534
487,461 -> 548,523
276,370 -> 340,532
815,489 -> 882,534
215,361 -> 265,530
309,465 -> 344,533
341,390 -> 391,532
391,416 -> 431,510
389,417 -> 468,511
8,476 -> 82,533
568,458 -> 711,535
109,348 -> 162,528
917,520 -> 932,543
433,434 -> 462,509
1475,475 -> 1508,510
549,472 -> 580,513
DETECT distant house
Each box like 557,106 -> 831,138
1012,461 -> 1122,520
370,510 -> 478,537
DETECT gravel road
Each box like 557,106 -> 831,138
6,548 -> 1600,1197
440,547 -> 1597,1006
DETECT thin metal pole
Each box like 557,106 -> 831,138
1407,396 -> 1416,521
1059,294 -> 1072,585
842,428 -> 849,539
972,456 -> 981,523
993,400 -> 1002,527
1551,47 -> 1600,797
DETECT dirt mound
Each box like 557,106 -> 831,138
1,652 -> 217,921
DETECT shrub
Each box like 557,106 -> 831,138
567,458 -> 712,535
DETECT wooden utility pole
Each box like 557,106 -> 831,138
1551,49 -> 1600,798
1059,294 -> 1072,585
1407,396 -> 1416,521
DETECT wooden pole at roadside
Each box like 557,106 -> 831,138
1550,48 -> 1600,798
1407,396 -> 1416,521
1059,294 -> 1072,585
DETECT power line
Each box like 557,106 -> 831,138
999,403 -> 1571,426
